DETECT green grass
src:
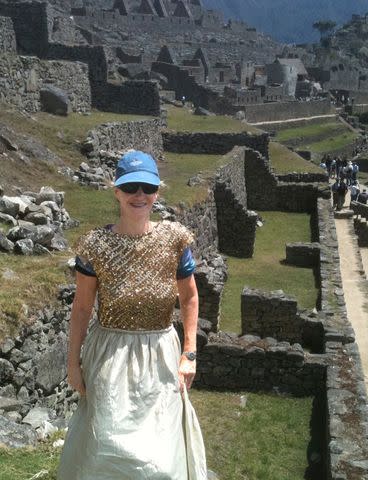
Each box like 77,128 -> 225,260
160,152 -> 225,206
220,211 -> 318,333
275,121 -> 349,143
274,120 -> 359,157
300,131 -> 358,154
192,390 -> 314,480
0,105 -> 151,168
268,142 -> 323,174
166,105 -> 260,134
0,391 -> 314,480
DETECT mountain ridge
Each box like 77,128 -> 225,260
202,0 -> 368,43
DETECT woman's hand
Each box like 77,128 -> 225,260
178,355 -> 196,392
67,364 -> 86,396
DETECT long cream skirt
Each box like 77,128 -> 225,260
57,323 -> 207,480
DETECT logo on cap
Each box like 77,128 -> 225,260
130,159 -> 143,166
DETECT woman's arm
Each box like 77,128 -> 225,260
177,274 -> 198,391
67,271 -> 98,395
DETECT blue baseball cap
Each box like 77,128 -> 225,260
114,150 -> 160,187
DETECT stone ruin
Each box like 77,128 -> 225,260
1,122 -> 368,477
0,186 -> 78,255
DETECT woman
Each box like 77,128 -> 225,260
57,150 -> 207,480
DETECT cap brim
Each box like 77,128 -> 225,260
114,171 -> 160,187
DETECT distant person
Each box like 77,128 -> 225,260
325,155 -> 332,178
345,161 -> 353,186
330,158 -> 336,178
357,188 -> 368,205
181,95 -> 186,106
337,180 -> 348,211
352,162 -> 359,182
349,181 -> 360,202
332,179 -> 339,210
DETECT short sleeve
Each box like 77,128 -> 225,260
175,223 -> 195,256
176,247 -> 196,279
73,230 -> 96,274
75,256 -> 96,277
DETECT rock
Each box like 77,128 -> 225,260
33,243 -> 51,255
0,415 -> 37,448
22,407 -> 52,429
24,212 -> 49,225
37,187 -> 64,207
0,133 -> 18,151
9,225 -> 54,246
234,110 -> 246,121
50,232 -> 68,251
0,358 -> 15,384
0,337 -> 15,355
3,195 -> 30,214
4,411 -> 22,423
0,384 -> 16,398
40,85 -> 71,116
207,470 -> 220,479
187,175 -> 204,187
79,162 -> 90,172
0,212 -> 17,226
35,333 -> 68,394
53,438 -> 65,448
36,420 -> 58,440
0,232 -> 14,252
0,396 -> 23,412
14,238 -> 34,255
0,197 -> 19,217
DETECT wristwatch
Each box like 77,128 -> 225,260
182,351 -> 196,361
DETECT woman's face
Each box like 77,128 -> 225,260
114,185 -> 158,219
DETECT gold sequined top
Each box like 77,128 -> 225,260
74,221 -> 194,330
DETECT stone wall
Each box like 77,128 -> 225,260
0,3 -> 49,57
285,242 -> 321,267
82,119 -> 164,160
240,287 -> 323,351
0,54 -> 91,113
214,149 -> 257,257
0,2 -> 161,117
162,131 -> 269,158
351,201 -> 368,246
194,331 -> 327,397
0,17 -> 16,53
243,147 -> 331,212
244,99 -> 333,124
276,172 -> 328,183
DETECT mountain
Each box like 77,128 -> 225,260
202,0 -> 368,44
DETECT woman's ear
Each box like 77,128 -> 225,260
114,187 -> 121,203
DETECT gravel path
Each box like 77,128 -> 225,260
335,196 -> 368,386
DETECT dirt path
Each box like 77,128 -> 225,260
335,199 -> 368,386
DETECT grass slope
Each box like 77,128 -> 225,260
220,211 -> 317,333
0,391 -> 314,480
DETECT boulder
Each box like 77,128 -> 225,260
0,359 -> 15,384
35,332 -> 68,394
24,212 -> 49,225
0,197 -> 19,217
0,396 -> 23,412
50,232 -> 68,251
40,85 -> 71,116
0,415 -> 37,448
0,212 -> 17,226
14,238 -> 34,255
22,407 -> 52,429
33,243 -> 51,255
36,187 -> 64,207
3,195 -> 30,214
0,233 -> 14,252
9,225 -> 54,246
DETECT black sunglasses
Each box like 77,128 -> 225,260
118,182 -> 159,194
